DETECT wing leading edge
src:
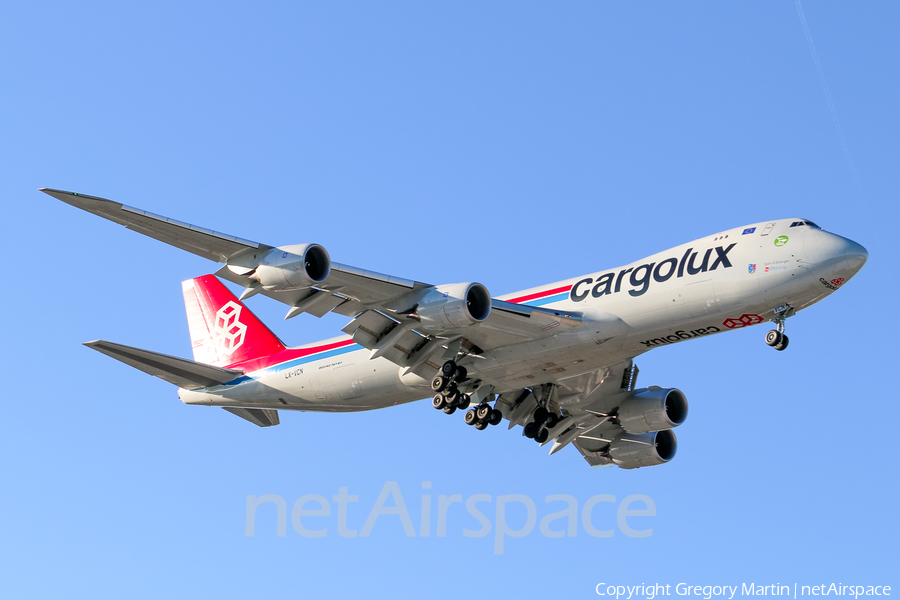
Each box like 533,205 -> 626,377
41,188 -> 265,262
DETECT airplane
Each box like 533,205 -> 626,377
43,188 -> 868,469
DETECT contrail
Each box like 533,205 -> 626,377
794,0 -> 861,192
793,0 -> 877,242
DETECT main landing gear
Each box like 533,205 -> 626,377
506,384 -> 562,444
464,402 -> 502,430
430,360 -> 503,429
431,360 -> 471,415
523,405 -> 561,444
765,304 -> 791,351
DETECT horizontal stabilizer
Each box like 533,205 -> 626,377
84,340 -> 243,390
222,407 -> 280,427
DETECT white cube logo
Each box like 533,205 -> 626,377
214,301 -> 247,355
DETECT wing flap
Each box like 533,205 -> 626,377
370,326 -> 428,366
342,310 -> 431,366
341,310 -> 397,340
304,292 -> 349,318
84,340 -> 243,390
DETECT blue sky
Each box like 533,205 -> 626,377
2,1 -> 898,597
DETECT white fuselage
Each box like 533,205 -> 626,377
178,219 -> 867,413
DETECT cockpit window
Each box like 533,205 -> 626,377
790,220 -> 821,229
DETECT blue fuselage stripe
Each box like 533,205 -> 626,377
222,343 -> 363,386
523,292 -> 569,306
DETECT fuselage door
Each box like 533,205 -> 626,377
309,377 -> 328,399
335,364 -> 364,399
684,279 -> 719,318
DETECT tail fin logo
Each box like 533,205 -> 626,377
214,301 -> 247,355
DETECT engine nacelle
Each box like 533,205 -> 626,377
416,283 -> 492,330
617,387 -> 688,434
253,244 -> 331,291
609,430 -> 677,469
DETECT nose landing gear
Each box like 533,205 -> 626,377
765,304 -> 791,351
765,329 -> 789,350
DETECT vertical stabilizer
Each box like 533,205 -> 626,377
182,275 -> 285,368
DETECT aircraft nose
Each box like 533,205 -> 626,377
805,230 -> 868,287
843,239 -> 868,273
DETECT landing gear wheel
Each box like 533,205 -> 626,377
432,394 -> 447,410
457,394 -> 471,410
455,366 -> 468,382
523,422 -> 539,439
535,429 -> 549,444
533,407 -> 549,424
464,408 -> 479,425
765,330 -> 783,347
544,413 -> 559,429
444,385 -> 460,404
443,405 -> 456,415
489,409 -> 503,426
431,375 -> 449,392
441,361 -> 457,377
775,334 -> 790,351
474,421 -> 488,431
476,404 -> 492,421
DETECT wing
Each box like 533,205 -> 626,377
213,261 -> 429,319
41,188 -> 268,263
42,187 -> 428,314
45,188 -> 619,377
493,360 -> 642,465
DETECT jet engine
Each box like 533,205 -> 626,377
415,283 -> 492,330
251,244 -> 331,291
609,430 -> 677,469
617,387 -> 688,434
